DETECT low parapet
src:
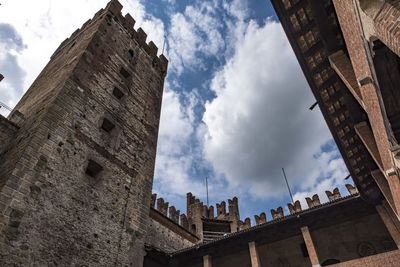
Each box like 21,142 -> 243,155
245,185 -> 359,228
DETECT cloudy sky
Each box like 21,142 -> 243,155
0,0 -> 352,222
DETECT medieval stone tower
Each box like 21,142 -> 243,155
0,0 -> 167,266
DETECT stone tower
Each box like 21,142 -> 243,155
0,1 -> 167,266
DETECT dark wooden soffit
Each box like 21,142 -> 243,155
270,0 -> 380,200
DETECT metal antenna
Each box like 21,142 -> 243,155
282,168 -> 294,204
205,177 -> 209,206
162,36 -> 166,55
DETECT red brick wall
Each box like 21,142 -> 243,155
331,249 -> 400,267
375,1 -> 400,57
333,0 -> 393,172
333,1 -> 400,215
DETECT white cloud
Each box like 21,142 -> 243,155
153,86 -> 205,198
166,1 -> 226,74
0,23 -> 26,115
292,149 -> 351,207
201,19 -> 348,199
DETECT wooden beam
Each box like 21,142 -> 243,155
203,255 -> 212,267
329,50 -> 364,108
301,226 -> 320,267
248,241 -> 261,267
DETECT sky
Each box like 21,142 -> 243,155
0,0 -> 353,223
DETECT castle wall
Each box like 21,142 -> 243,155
212,248 -> 251,267
312,212 -> 396,264
0,116 -> 18,155
146,211 -> 196,253
258,235 -> 312,267
0,1 -> 167,266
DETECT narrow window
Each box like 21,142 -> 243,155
112,87 -> 124,100
120,67 -> 130,79
101,118 -> 115,133
128,49 -> 134,61
86,160 -> 103,177
152,58 -> 158,68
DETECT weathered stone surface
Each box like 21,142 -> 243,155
147,209 -> 197,253
0,1 -> 167,266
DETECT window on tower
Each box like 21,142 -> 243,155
101,118 -> 116,133
128,49 -> 134,61
120,67 -> 131,79
112,87 -> 124,100
85,159 -> 103,177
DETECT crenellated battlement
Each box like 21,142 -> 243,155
151,193 -> 192,232
239,185 -> 359,229
151,185 -> 359,240
51,0 -> 168,74
104,0 -> 168,71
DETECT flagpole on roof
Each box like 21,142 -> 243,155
205,177 -> 209,207
282,167 -> 294,204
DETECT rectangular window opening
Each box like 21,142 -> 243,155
120,67 -> 130,79
101,118 -> 115,133
86,160 -> 103,177
112,87 -> 124,100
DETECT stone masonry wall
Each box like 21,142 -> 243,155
147,216 -> 195,253
0,1 -> 167,266
0,116 -> 18,156
333,0 -> 400,216
374,0 -> 400,57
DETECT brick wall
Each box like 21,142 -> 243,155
374,1 -> 400,57
146,210 -> 196,253
333,0 -> 400,216
333,0 -> 393,172
331,249 -> 400,266
0,116 -> 18,156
